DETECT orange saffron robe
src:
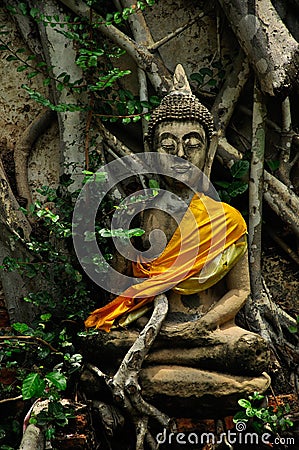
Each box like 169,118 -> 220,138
85,193 -> 247,332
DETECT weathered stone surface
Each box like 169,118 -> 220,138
141,366 -> 271,417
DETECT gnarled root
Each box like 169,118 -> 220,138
87,294 -> 173,449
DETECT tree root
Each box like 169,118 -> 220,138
0,157 -> 31,240
87,294 -> 172,450
264,170 -> 299,239
244,283 -> 299,367
265,226 -> 299,266
14,109 -> 56,206
248,81 -> 266,300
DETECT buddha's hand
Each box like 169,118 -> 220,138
194,288 -> 250,330
193,317 -> 217,335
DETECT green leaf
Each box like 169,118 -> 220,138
17,65 -> 27,72
12,322 -> 30,333
211,61 -> 223,69
45,427 -> 56,440
36,61 -> 47,68
233,411 -> 248,422
250,392 -> 264,401
238,399 -> 252,408
214,180 -> 230,188
57,82 -> 64,91
230,160 -> 250,178
149,95 -> 160,106
40,313 -> 52,321
25,264 -> 38,278
208,79 -> 217,86
227,180 -> 248,197
43,77 -> 51,86
84,231 -> 96,242
126,228 -> 145,238
6,55 -> 18,61
18,3 -> 28,15
30,8 -> 39,19
140,101 -> 151,108
245,407 -> 255,417
74,271 -> 82,282
45,372 -> 67,391
22,373 -> 46,400
218,190 -> 231,203
149,179 -> 160,189
27,71 -> 39,79
289,325 -> 298,334
266,159 -> 280,171
199,67 -> 213,77
114,11 -> 122,24
190,73 -> 204,84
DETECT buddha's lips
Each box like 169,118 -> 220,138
171,165 -> 190,173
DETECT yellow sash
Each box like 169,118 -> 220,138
85,194 -> 247,332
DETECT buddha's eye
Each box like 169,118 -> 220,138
162,144 -> 176,153
160,139 -> 176,154
184,138 -> 204,154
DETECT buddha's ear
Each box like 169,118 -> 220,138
144,133 -> 150,152
202,131 -> 219,192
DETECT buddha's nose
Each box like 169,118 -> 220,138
177,142 -> 185,158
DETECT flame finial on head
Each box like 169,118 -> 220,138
169,63 -> 192,95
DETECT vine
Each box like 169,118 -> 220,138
0,1 -> 159,122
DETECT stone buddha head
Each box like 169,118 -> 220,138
146,65 -> 215,190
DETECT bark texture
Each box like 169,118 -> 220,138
218,0 -> 299,95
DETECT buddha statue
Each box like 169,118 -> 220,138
83,65 -> 271,417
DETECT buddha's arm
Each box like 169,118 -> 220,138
197,250 -> 250,330
160,250 -> 250,339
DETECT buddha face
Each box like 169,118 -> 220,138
153,120 -> 208,190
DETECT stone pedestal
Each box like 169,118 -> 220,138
141,366 -> 271,417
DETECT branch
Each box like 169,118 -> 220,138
14,109 -> 56,206
264,170 -> 299,238
121,0 -> 155,47
120,0 -> 153,137
0,394 -> 22,404
3,0 -> 44,57
276,97 -> 294,187
217,0 -> 299,95
213,137 -> 299,238
97,120 -> 133,157
0,335 -> 58,353
59,0 -> 172,94
248,80 -> 267,301
211,50 -> 250,132
147,12 -> 206,52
